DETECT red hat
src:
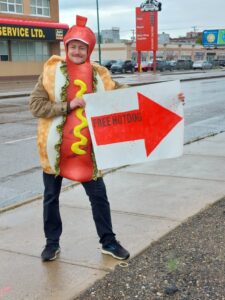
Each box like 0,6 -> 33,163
64,15 -> 96,61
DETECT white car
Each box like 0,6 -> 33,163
192,60 -> 213,70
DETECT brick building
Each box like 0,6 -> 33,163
0,0 -> 68,78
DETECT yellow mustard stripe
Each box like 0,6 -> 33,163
71,79 -> 88,155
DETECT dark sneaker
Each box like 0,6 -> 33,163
102,241 -> 130,260
41,245 -> 60,262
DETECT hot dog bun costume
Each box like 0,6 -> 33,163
36,15 -> 116,182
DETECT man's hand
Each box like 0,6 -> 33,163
177,92 -> 185,104
69,97 -> 86,110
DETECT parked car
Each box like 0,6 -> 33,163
102,59 -> 117,70
218,60 -> 225,67
211,59 -> 225,67
149,60 -> 172,71
164,61 -> 177,71
175,59 -> 193,70
111,60 -> 136,74
192,60 -> 213,70
135,61 -> 151,72
165,60 -> 176,70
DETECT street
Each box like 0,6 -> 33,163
0,76 -> 225,209
182,77 -> 225,143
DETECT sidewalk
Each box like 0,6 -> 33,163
1,132 -> 225,299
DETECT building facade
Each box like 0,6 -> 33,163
87,42 -> 225,63
60,40 -> 225,63
0,0 -> 68,78
158,32 -> 170,45
100,27 -> 120,43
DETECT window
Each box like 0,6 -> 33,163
11,40 -> 50,61
0,0 -> 23,13
30,0 -> 50,17
0,40 -> 9,61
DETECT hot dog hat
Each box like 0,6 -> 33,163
63,15 -> 96,62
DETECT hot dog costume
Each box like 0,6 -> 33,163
30,15 -> 124,182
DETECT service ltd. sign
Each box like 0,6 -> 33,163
0,24 -> 67,41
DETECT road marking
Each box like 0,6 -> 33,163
3,136 -> 36,145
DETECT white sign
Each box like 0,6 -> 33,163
85,80 -> 184,170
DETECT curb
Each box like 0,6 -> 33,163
128,73 -> 225,86
1,73 -> 225,98
0,93 -> 30,100
0,183 -> 78,214
0,166 -> 126,214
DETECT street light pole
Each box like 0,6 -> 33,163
96,0 -> 101,64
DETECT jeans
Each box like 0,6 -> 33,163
43,172 -> 116,247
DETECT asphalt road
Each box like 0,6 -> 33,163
182,77 -> 225,143
0,76 -> 225,209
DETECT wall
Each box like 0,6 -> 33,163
0,61 -> 44,77
92,43 -> 127,61
0,0 -> 59,22
49,0 -> 59,22
50,42 -> 60,56
0,0 -> 61,77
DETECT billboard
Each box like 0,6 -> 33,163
202,29 -> 225,47
136,7 -> 158,51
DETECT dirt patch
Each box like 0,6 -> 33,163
76,197 -> 225,300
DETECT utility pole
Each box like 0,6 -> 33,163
191,26 -> 198,37
96,0 -> 101,64
131,29 -> 135,42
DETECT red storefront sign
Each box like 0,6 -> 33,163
136,7 -> 158,51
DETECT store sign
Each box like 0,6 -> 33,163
149,10 -> 158,51
0,24 -> 67,41
136,7 -> 158,51
202,29 -> 225,47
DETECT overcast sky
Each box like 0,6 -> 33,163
58,0 -> 225,39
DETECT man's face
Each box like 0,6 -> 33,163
67,40 -> 88,64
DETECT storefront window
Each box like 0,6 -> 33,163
30,0 -> 50,17
0,40 -> 9,61
11,40 -> 50,61
0,0 -> 23,13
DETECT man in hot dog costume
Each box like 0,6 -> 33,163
30,15 -> 130,262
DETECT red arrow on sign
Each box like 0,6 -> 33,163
91,92 -> 183,156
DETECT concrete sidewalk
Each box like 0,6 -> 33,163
0,132 -> 225,299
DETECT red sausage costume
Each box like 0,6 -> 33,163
37,16 -> 117,182
59,15 -> 95,182
59,60 -> 94,182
